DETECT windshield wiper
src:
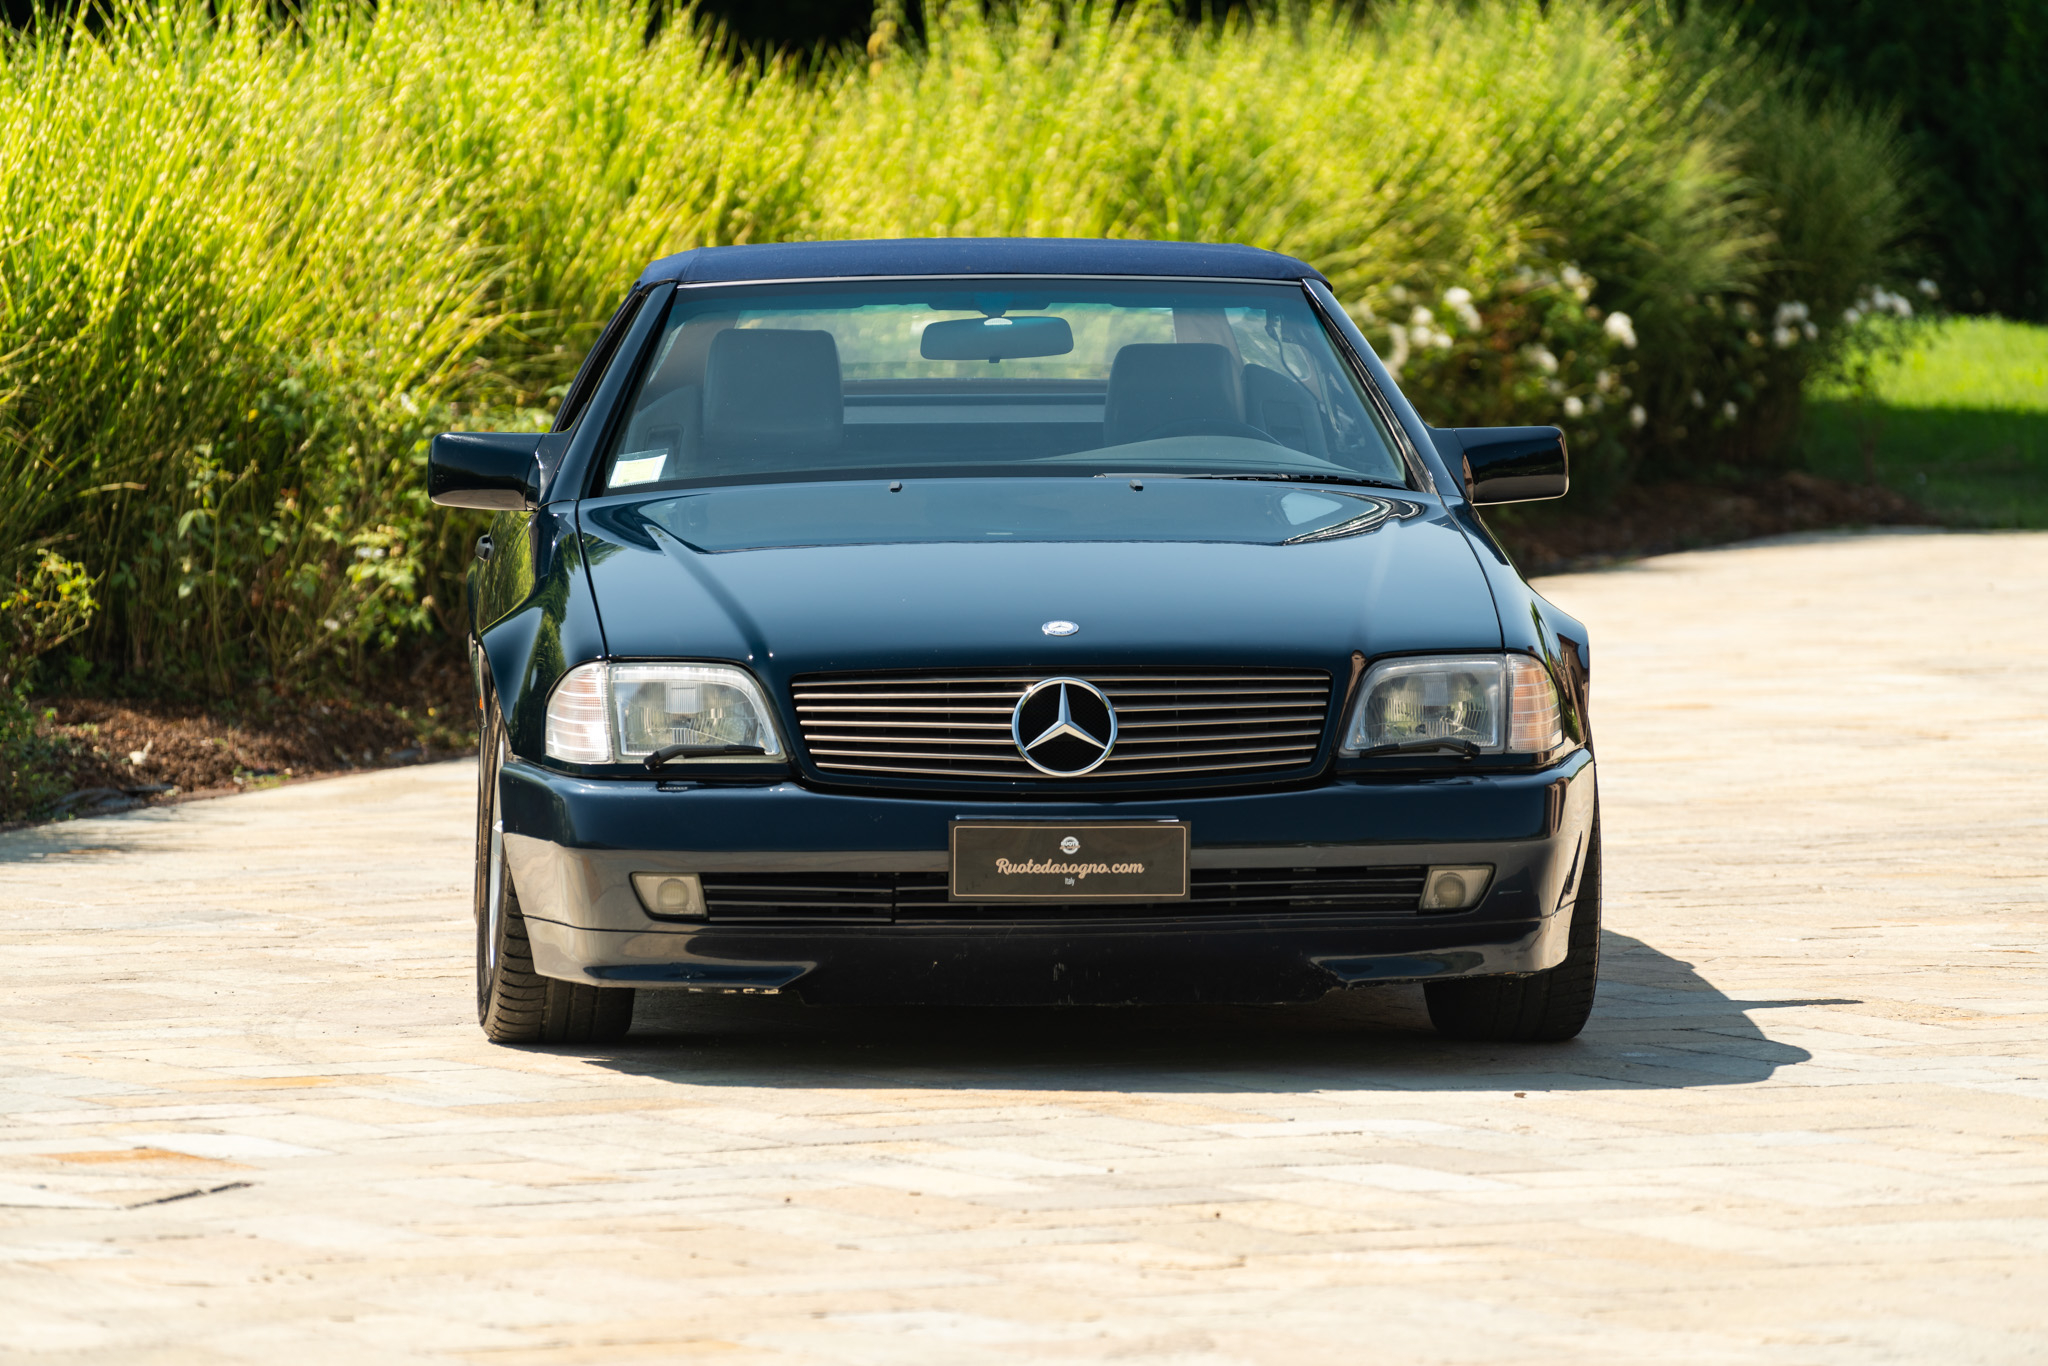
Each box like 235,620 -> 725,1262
643,743 -> 768,771
1354,739 -> 1481,758
1180,471 -> 1407,490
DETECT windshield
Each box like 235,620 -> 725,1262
596,278 -> 1410,492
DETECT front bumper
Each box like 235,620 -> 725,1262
499,749 -> 1597,1006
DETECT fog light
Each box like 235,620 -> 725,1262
631,872 -> 707,919
1421,864 -> 1493,911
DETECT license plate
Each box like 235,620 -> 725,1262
949,821 -> 1190,901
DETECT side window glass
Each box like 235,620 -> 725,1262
552,292 -> 645,433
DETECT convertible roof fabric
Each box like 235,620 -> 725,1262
636,238 -> 1326,288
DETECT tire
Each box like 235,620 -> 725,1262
475,691 -> 634,1045
1424,811 -> 1601,1043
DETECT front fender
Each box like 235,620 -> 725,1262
474,504 -> 609,761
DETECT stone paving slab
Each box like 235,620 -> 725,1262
1,529 -> 2044,1363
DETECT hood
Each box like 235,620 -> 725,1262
577,478 -> 1501,684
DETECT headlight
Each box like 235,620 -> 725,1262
1341,653 -> 1562,756
543,662 -> 786,765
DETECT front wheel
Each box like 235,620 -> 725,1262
475,695 -> 634,1045
1424,812 -> 1601,1043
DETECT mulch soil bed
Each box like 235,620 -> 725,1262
1492,471 -> 1930,574
10,472 -> 1931,827
11,647 -> 476,827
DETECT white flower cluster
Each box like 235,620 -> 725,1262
1559,368 -> 1627,421
1441,286 -> 1482,331
1843,284 -> 1921,327
1380,308 -> 1454,375
1509,260 -> 1598,302
1770,300 -> 1820,349
1407,305 -> 1457,350
1376,285 -> 1484,375
1362,268 -> 1643,428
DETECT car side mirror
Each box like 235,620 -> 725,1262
1428,426 -> 1569,505
429,432 -> 544,510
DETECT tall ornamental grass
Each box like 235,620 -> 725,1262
0,0 -> 1911,695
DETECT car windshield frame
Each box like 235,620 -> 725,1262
586,275 -> 1419,498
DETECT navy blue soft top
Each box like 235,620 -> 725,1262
635,238 -> 1326,288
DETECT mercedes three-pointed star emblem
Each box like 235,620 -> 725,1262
1011,677 -> 1118,777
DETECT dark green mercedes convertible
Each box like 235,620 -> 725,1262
429,238 -> 1599,1045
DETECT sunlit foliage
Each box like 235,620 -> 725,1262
0,0 -> 1910,691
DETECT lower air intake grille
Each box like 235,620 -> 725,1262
694,867 -> 1425,923
698,873 -> 896,923
791,669 -> 1332,784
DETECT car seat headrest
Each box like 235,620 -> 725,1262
1102,343 -> 1244,447
702,328 -> 843,457
1242,362 -> 1329,457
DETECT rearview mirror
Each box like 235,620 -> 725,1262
920,315 -> 1074,362
429,432 -> 543,510
1430,426 -> 1569,505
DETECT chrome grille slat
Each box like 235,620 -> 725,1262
793,676 -> 1038,688
797,721 -> 1015,731
1111,727 -> 1324,743
808,743 -> 1027,757
1114,716 -> 1323,730
1094,756 -> 1315,777
794,692 -> 1023,703
1103,748 -> 1318,763
1073,674 -> 1329,684
805,736 -> 1019,748
1108,701 -> 1327,715
795,704 -> 1019,714
793,668 -> 1331,786
813,760 -> 1040,778
1100,687 -> 1329,699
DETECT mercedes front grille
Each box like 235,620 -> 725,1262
791,669 -> 1333,783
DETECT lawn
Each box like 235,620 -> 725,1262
1802,317 -> 2048,528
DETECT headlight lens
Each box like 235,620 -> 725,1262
543,662 -> 785,764
1342,653 -> 1562,756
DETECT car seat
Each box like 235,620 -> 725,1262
1101,343 -> 1244,447
701,328 -> 844,469
1242,363 -> 1330,457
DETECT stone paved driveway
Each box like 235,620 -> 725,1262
2,530 -> 2044,1364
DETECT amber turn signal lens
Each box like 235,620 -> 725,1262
1505,656 -> 1563,752
544,663 -> 612,763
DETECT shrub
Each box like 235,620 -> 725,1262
0,550 -> 95,819
2,551 -> 96,690
0,0 -> 1913,694
1730,0 -> 2048,321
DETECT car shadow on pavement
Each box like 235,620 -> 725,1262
581,931 -> 1820,1094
